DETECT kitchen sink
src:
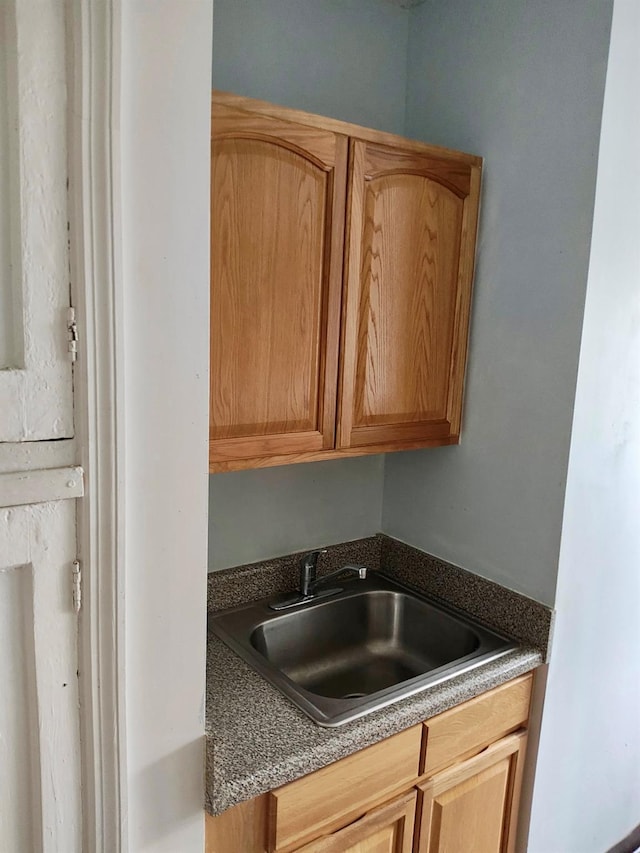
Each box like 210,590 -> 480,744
209,572 -> 517,727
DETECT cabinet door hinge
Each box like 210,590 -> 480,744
67,306 -> 79,362
72,559 -> 82,613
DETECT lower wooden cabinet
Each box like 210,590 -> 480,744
415,731 -> 527,853
205,674 -> 533,853
269,726 -> 421,850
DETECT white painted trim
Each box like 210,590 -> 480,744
118,3 -> 211,849
66,2 -> 127,852
0,466 -> 84,507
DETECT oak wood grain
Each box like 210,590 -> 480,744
205,794 -> 268,853
213,91 -> 482,167
445,163 -> 482,436
338,139 -> 478,451
421,674 -> 532,776
415,731 -> 528,853
268,726 -> 422,851
210,100 -> 347,461
213,101 -> 337,167
210,95 -> 482,470
296,791 -> 417,853
209,434 -> 458,472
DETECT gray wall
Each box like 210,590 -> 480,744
211,0 -> 409,133
382,0 -> 613,604
529,2 -> 640,847
208,457 -> 384,570
209,0 -> 409,570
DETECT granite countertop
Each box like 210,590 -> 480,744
205,535 -> 553,817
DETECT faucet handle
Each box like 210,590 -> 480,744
302,548 -> 327,569
300,549 -> 327,596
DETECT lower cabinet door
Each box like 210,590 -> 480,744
296,790 -> 417,853
415,731 -> 527,853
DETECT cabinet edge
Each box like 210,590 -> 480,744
212,90 -> 483,167
209,436 -> 459,473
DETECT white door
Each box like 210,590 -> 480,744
0,2 -> 83,850
0,0 -> 74,442
0,497 -> 82,852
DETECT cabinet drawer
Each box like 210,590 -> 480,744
422,674 -> 532,775
268,725 -> 422,851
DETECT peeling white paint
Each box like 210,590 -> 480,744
0,438 -> 76,474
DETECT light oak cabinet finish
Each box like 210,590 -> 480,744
415,731 -> 527,853
296,791 -> 417,853
421,672 -> 533,775
338,140 -> 480,451
269,725 -> 422,852
210,101 -> 347,463
205,674 -> 532,853
210,93 -> 482,472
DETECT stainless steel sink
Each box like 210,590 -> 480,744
209,573 -> 517,727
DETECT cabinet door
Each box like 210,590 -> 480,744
297,791 -> 417,853
416,731 -> 527,853
338,140 -> 481,452
210,102 -> 347,464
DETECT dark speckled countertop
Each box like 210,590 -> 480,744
205,535 -> 553,816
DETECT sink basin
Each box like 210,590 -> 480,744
209,573 -> 517,727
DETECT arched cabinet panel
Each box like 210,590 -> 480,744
338,140 -> 480,451
209,94 -> 481,472
210,103 -> 347,463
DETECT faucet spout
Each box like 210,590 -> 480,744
310,563 -> 367,593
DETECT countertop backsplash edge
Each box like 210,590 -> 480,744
207,532 -> 554,659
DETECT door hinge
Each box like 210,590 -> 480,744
67,306 -> 78,362
72,560 -> 82,613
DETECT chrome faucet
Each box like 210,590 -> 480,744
269,549 -> 368,611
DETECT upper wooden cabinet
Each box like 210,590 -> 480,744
210,93 -> 482,472
338,140 -> 480,451
211,102 -> 347,463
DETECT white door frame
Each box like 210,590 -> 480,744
66,2 -> 213,851
66,2 -> 127,851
